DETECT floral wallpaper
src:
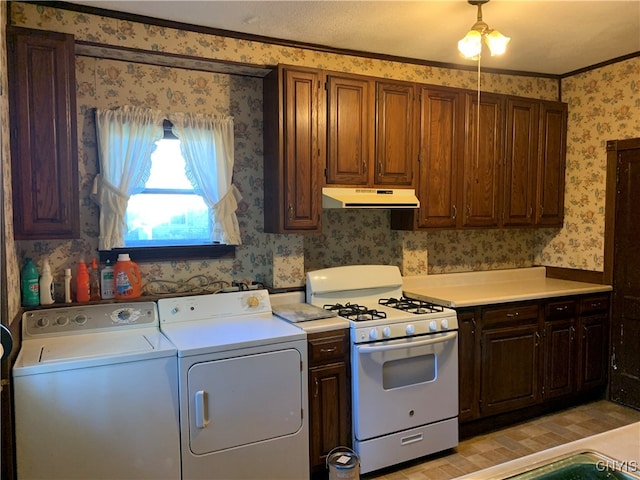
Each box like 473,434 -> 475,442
3,1 -> 637,311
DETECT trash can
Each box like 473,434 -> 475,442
327,447 -> 360,480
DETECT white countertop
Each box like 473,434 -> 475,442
455,421 -> 640,479
403,267 -> 612,308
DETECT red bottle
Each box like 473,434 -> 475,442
76,261 -> 91,303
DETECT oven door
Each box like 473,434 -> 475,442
352,331 -> 458,441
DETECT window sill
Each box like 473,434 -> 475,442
99,244 -> 235,263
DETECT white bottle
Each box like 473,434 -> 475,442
100,259 -> 115,300
64,268 -> 72,304
39,258 -> 55,305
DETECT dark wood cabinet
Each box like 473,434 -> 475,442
307,329 -> 351,475
535,101 -> 568,226
577,295 -> 609,391
325,73 -> 373,185
479,303 -> 541,416
503,98 -> 539,226
263,65 -> 324,233
543,299 -> 578,399
457,309 -> 479,422
7,27 -> 80,239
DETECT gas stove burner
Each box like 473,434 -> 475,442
378,297 -> 445,315
323,303 -> 387,322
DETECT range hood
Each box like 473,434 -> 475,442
322,187 -> 420,209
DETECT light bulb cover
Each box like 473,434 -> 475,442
458,30 -> 483,59
485,30 -> 510,56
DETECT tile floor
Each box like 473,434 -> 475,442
366,400 -> 640,479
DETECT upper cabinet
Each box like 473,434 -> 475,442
325,74 -> 415,188
7,27 -> 80,239
263,65 -> 325,233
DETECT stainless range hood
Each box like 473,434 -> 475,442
322,187 -> 420,209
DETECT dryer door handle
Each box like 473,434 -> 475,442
194,390 -> 209,429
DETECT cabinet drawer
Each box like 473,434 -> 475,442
579,295 -> 610,315
545,299 -> 577,320
308,330 -> 348,366
482,303 -> 539,326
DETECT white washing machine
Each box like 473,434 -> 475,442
13,302 -> 180,480
157,289 -> 309,480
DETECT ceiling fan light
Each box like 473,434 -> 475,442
458,30 -> 483,59
485,30 -> 510,56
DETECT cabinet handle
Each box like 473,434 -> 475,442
570,325 -> 576,341
320,346 -> 337,354
506,312 -> 519,318
452,205 -> 457,220
535,331 -> 540,347
314,377 -> 319,398
363,160 -> 367,172
555,305 -> 568,312
288,204 -> 294,220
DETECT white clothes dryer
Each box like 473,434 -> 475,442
13,302 -> 180,480
157,289 -> 309,480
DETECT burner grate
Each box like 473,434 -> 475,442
378,297 -> 444,315
323,303 -> 387,322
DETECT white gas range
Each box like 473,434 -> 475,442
306,265 -> 459,474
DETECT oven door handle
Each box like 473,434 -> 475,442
357,331 -> 457,353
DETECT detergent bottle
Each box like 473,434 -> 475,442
114,254 -> 142,300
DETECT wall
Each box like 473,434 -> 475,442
5,2 -> 631,306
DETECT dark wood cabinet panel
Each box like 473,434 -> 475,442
480,322 -> 541,416
543,318 -> 576,399
458,309 -> 479,422
536,101 -> 568,226
578,314 -> 609,391
8,27 -> 80,239
375,81 -> 416,186
263,65 -> 324,233
307,329 -> 351,474
326,74 -> 373,185
503,98 -> 538,226
462,92 -> 504,227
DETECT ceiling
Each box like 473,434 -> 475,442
65,0 -> 640,76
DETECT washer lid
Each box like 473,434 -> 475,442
40,335 -> 153,363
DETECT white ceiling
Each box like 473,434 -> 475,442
65,0 -> 640,75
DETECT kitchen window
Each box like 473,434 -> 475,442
94,106 -> 241,262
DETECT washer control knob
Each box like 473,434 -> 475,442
55,316 -> 68,326
36,317 -> 49,328
74,314 -> 88,325
406,324 -> 415,335
382,327 -> 391,338
429,320 -> 437,332
441,319 -> 449,330
171,307 -> 179,314
369,329 -> 378,340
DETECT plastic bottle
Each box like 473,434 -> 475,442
21,258 -> 40,307
64,269 -> 72,304
89,258 -> 101,301
76,261 -> 91,303
39,258 -> 55,305
114,254 -> 142,300
100,259 -> 115,300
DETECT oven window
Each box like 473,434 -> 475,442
382,353 -> 436,389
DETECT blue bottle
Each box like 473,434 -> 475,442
21,258 -> 40,307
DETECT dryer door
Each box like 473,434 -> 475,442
188,348 -> 303,454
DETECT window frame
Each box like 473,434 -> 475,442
97,120 -> 236,263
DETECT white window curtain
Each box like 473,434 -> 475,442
168,112 -> 242,245
93,106 -> 165,250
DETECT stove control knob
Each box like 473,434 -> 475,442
382,327 -> 391,338
369,329 -> 378,340
441,319 -> 449,330
406,324 -> 415,335
429,320 -> 437,332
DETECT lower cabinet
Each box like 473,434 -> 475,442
308,329 -> 351,475
458,293 -> 610,424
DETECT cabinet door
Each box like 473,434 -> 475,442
462,92 -> 504,227
543,319 -> 576,399
480,323 -> 541,416
577,314 -> 609,391
263,66 -> 323,233
503,98 -> 538,226
458,309 -> 479,422
536,101 -> 567,226
375,81 -> 416,186
8,27 -> 79,239
309,363 -> 350,472
416,86 -> 463,228
326,74 -> 373,185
